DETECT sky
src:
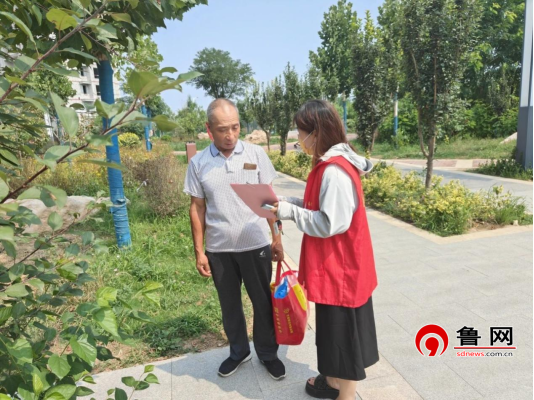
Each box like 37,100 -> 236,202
153,0 -> 384,111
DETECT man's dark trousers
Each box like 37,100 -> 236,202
206,244 -> 279,361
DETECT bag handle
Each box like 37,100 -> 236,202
275,260 -> 293,284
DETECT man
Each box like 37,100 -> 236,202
184,98 -> 286,380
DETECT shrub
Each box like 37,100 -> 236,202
268,154 -> 532,236
474,158 -> 533,181
139,155 -> 188,217
119,132 -> 141,147
160,135 -> 172,142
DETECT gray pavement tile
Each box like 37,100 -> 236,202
171,347 -> 263,400
463,271 -> 533,297
251,330 -> 318,393
462,291 -> 533,320
444,350 -> 532,398
371,286 -> 421,317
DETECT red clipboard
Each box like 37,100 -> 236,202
231,184 -> 278,218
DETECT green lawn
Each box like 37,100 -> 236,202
353,138 -> 517,160
77,191 -> 253,370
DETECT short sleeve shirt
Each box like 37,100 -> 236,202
184,140 -> 278,252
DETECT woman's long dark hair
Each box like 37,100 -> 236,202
293,100 -> 349,166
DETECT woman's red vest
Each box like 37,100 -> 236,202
298,156 -> 377,308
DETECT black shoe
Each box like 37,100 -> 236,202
260,358 -> 286,380
218,352 -> 252,377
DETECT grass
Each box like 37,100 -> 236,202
76,190 -> 254,370
354,138 -> 517,160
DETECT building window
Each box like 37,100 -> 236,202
96,85 -> 101,96
81,84 -> 88,95
93,68 -> 99,79
79,68 -> 85,77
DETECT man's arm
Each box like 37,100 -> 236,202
189,196 -> 211,277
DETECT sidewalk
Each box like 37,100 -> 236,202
89,173 -> 533,399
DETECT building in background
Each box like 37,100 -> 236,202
68,63 -> 121,112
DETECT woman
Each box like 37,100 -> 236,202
271,100 -> 379,400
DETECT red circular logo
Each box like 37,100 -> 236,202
415,324 -> 449,356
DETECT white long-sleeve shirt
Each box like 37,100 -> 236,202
277,164 -> 358,238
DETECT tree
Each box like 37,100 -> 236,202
351,11 -> 390,153
310,0 -> 358,125
275,64 -> 302,155
250,82 -> 276,150
176,96 -> 206,138
401,0 -> 481,188
0,1 -> 204,398
189,48 -> 254,99
462,0 -> 524,116
301,65 -> 326,102
237,94 -> 255,134
114,35 -> 163,83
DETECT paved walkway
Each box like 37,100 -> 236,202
89,172 -> 532,399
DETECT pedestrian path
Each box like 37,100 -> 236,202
89,173 -> 533,399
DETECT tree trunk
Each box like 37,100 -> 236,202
280,130 -> 287,156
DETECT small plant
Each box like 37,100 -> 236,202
118,132 -> 141,148
160,135 -> 172,142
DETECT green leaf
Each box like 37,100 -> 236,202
65,244 -> 80,256
77,159 -> 126,171
94,308 -> 119,337
114,388 -> 127,400
51,92 -> 79,136
0,306 -> 12,324
6,283 -> 29,297
43,63 -> 79,77
44,146 -> 70,162
127,0 -> 139,8
0,226 -> 14,243
0,178 -> 9,201
176,71 -> 203,84
144,365 -> 155,373
14,55 -> 36,73
144,373 -> 159,384
87,134 -> 113,146
0,12 -> 36,45
7,338 -> 33,364
18,186 -> 42,201
95,99 -> 124,119
36,157 -> 57,171
160,67 -> 178,74
96,287 -> 117,307
8,263 -> 24,281
32,372 -> 44,396
0,203 -> 18,213
76,386 -> 94,397
110,13 -> 132,24
127,71 -> 159,97
46,9 -> 78,31
136,381 -> 150,391
48,212 -> 63,231
70,336 -> 97,366
16,385 -> 36,400
81,232 -> 95,245
95,24 -> 118,41
151,115 -> 179,132
61,48 -> 98,62
43,186 -> 68,209
27,278 -> 45,291
0,394 -> 12,400
82,375 -> 96,384
15,96 -> 48,113
44,328 -> 57,341
58,264 -> 83,281
6,75 -> 29,85
48,354 -> 71,380
80,33 -> 93,50
0,148 -> 20,166
32,5 -> 43,25
44,384 -> 76,400
121,377 -> 137,387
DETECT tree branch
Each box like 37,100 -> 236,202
0,3 -> 107,104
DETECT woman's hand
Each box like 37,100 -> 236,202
270,202 -> 279,216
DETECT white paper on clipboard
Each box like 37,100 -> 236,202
231,184 -> 278,218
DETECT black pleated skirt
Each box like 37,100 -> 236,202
315,296 -> 379,381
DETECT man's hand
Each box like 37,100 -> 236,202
271,239 -> 284,262
196,253 -> 212,277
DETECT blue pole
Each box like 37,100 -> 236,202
141,105 -> 152,151
393,91 -> 399,148
97,59 -> 132,248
